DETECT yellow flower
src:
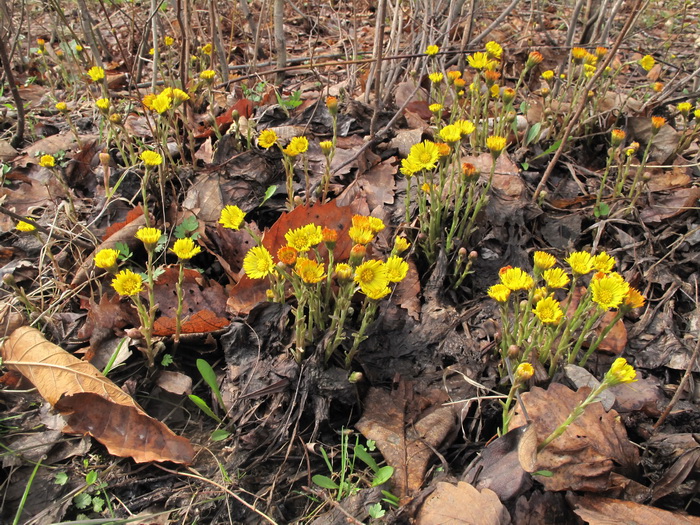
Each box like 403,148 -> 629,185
583,52 -> 597,66
429,72 -> 444,83
135,227 -> 163,247
490,85 -> 501,98
219,205 -> 246,230
456,119 -> 476,136
565,251 -> 594,275
201,43 -> 213,55
525,51 -> 544,70
285,224 -> 323,252
171,89 -> 190,103
499,267 -> 534,291
639,55 -> 655,71
624,288 -> 646,309
171,238 -> 202,259
515,362 -> 534,381
590,272 -> 629,309
96,98 -> 110,112
112,269 -> 143,296
288,136 -> 309,154
243,246 -> 275,279
446,71 -> 462,82
677,102 -> 692,116
571,47 -> 587,61
533,251 -> 556,270
485,41 -> 503,60
429,103 -> 443,113
488,283 -> 511,302
436,142 -> 451,157
142,93 -> 157,110
200,69 -> 216,81
294,257 -> 326,283
39,154 -> 55,168
277,245 -> 298,266
400,157 -> 421,176
258,129 -> 278,149
407,141 -> 440,171
75,44 -> 83,52
439,124 -> 462,144
164,36 -> 174,46
486,135 -> 507,156
354,259 -> 389,296
148,48 -> 155,56
583,64 -> 597,78
651,116 -> 666,132
421,182 -> 432,194
367,216 -> 385,233
348,226 -> 374,245
16,219 -> 37,232
605,357 -> 637,385
87,66 -> 105,82
151,92 -> 172,114
467,52 -> 497,70
611,129 -> 626,147
533,296 -> 564,324
365,286 -> 391,300
320,140 -> 333,155
652,82 -> 663,93
425,45 -> 439,56
140,150 -> 163,166
94,248 -> 120,270
543,267 -> 570,289
55,102 -> 67,112
393,236 -> 410,254
593,252 -> 616,273
541,70 -> 554,81
334,263 -> 354,281
385,255 -> 408,283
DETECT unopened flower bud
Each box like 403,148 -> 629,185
508,344 -> 520,358
469,250 -> 478,260
3,274 -> 16,287
348,372 -> 364,383
99,152 -> 111,166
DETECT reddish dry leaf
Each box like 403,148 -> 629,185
640,187 -> 700,224
511,383 -> 638,492
646,160 -> 692,192
78,293 -> 139,356
568,494 -> 700,525
416,481 -> 510,525
104,205 -> 145,240
355,382 -> 457,499
1,326 -> 194,464
153,310 -> 230,336
227,200 -> 357,314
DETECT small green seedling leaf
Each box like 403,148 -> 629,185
534,139 -> 562,159
533,469 -> 554,477
188,394 -> 222,423
160,353 -> 173,367
354,445 -> 378,472
73,493 -> 92,510
594,202 -> 610,218
366,439 -> 376,452
196,359 -> 224,408
368,503 -> 385,519
312,475 -> 339,490
211,429 -> 231,441
525,122 -> 542,147
85,470 -> 98,485
91,496 -> 105,513
115,242 -> 132,259
521,162 -> 530,170
174,216 -> 199,239
262,185 -> 277,204
371,466 -> 394,487
54,472 -> 68,486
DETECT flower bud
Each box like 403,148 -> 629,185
507,344 -> 520,358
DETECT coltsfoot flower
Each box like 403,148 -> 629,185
407,141 -> 440,171
171,238 -> 201,259
593,252 -> 616,273
533,296 -> 564,324
604,357 -> 637,385
565,251 -> 594,275
639,55 -> 655,72
488,283 -> 511,302
200,69 -> 216,81
486,135 -> 507,157
439,124 -> 462,144
499,267 -> 534,291
533,251 -> 556,271
16,219 -> 37,232
354,259 -> 389,296
348,226 -> 374,245
258,129 -> 278,149
277,245 -> 298,266
288,136 -> 309,155
425,45 -> 439,56
140,150 -> 163,166
285,224 -> 323,252
39,155 -> 55,168
243,246 -> 275,279
623,288 -> 646,309
112,269 -> 144,296
590,272 -> 629,309
135,227 -> 162,248
485,41 -> 503,60
428,72 -> 444,84
515,362 -> 534,381
219,205 -> 245,230
94,248 -> 120,270
393,236 -> 410,254
294,257 -> 326,283
87,66 -> 105,81
543,267 -> 570,289
385,256 -> 408,283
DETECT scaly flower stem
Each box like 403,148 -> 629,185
346,298 -> 378,368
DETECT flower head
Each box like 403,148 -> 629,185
447,71 -> 462,83
385,255 -> 408,283
334,263 -> 354,281
243,246 -> 275,279
485,41 -> 503,60
571,47 -> 587,62
651,116 -> 666,133
407,140 -> 440,171
139,150 -> 162,167
164,36 -> 174,46
320,140 -> 333,155
365,286 -> 391,300
515,362 -> 534,381
55,102 -> 67,112
468,52 -> 497,70
541,70 -> 555,81
677,102 -> 692,117
201,43 -> 213,55
258,129 -> 278,149
488,283 -> 511,302
425,45 -> 439,56
325,96 -> 338,114
533,251 -> 556,271
593,252 -> 616,273
393,236 -> 410,254
486,135 -> 507,158
533,296 -> 564,324
565,251 -> 594,275
294,257 -> 326,283
285,224 -> 323,252
400,157 -> 421,176
322,227 -> 338,246
16,219 -> 37,232
112,269 -> 144,296
439,124 -> 462,144
590,272 -> 629,309
219,205 -> 245,230
87,66 -> 105,82
39,154 -> 55,168
543,267 -> 570,289
611,129 -> 626,147
652,82 -> 663,93
429,103 -> 443,114
135,227 -> 163,248
354,259 -> 389,296
525,51 -> 543,70
639,55 -> 655,72
429,72 -> 444,84
499,267 -> 534,291
288,136 -> 309,154
96,97 -> 110,112
436,143 -> 451,157
171,237 -> 202,259
277,245 -> 298,265
94,248 -> 120,270
151,92 -> 172,113
624,287 -> 646,309
200,69 -> 216,81
457,119 -> 476,136
348,226 -> 374,245
604,357 -> 637,385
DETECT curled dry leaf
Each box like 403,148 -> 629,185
1,326 -> 194,464
416,481 -> 510,525
568,493 -> 700,525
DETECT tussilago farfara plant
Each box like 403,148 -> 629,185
220,209 -> 410,367
488,250 -> 645,378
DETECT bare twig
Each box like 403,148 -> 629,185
273,0 -> 286,84
0,29 -> 25,148
468,0 -> 521,46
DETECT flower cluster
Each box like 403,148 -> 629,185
232,210 -> 410,365
488,250 -> 645,375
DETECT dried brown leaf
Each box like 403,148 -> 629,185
569,494 -> 700,525
416,481 -> 510,525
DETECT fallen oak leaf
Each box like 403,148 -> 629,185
1,326 -> 194,464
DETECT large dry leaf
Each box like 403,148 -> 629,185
568,494 -> 700,525
511,383 -> 638,492
355,382 -> 457,498
640,187 -> 700,224
416,481 -> 510,525
1,327 -> 194,464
